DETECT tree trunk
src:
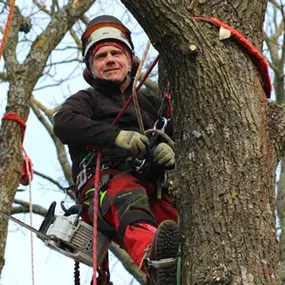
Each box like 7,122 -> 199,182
123,0 -> 281,283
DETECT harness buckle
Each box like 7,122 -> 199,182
77,166 -> 87,190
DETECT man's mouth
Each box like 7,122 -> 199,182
105,68 -> 119,73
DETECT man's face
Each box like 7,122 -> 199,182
91,46 -> 130,83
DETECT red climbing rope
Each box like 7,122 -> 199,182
0,0 -> 16,61
193,16 -> 272,98
92,149 -> 101,285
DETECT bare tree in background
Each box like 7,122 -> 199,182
0,0 -> 95,277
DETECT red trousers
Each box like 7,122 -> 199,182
100,171 -> 178,268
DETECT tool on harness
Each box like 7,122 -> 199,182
0,202 -> 110,268
78,151 -> 97,190
40,202 -> 110,267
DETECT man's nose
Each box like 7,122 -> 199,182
105,53 -> 115,63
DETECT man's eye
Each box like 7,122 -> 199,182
112,51 -> 122,56
95,54 -> 105,59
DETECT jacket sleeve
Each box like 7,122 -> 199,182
53,90 -> 121,147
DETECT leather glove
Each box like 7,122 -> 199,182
153,143 -> 175,168
114,130 -> 149,156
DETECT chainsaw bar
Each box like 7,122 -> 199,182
0,210 -> 53,241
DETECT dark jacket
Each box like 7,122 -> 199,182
53,78 -> 173,181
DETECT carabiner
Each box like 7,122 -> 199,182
134,158 -> 146,171
154,117 -> 168,132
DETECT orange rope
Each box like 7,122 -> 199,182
0,0 -> 16,62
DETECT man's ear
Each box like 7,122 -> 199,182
83,68 -> 95,87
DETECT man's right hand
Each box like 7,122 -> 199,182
115,130 -> 149,156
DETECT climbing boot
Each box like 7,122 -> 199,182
143,220 -> 180,285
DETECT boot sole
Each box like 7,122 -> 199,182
154,220 -> 180,285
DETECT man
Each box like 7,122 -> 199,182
53,15 -> 180,285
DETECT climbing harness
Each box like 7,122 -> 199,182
193,16 -> 272,98
76,45 -> 173,284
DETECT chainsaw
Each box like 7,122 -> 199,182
0,201 -> 111,267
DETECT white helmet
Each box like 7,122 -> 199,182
81,15 -> 134,60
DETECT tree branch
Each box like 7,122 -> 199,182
0,72 -> 8,82
33,170 -> 66,191
12,199 -> 48,216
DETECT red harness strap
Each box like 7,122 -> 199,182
163,83 -> 172,119
2,112 -> 33,185
193,16 -> 272,98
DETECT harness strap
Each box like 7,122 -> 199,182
193,16 -> 272,98
2,112 -> 26,141
157,83 -> 172,120
2,113 -> 34,185
144,257 -> 178,269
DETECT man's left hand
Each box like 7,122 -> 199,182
153,143 -> 175,168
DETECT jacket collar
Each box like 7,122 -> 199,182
93,77 -> 133,97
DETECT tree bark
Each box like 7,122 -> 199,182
122,0 -> 280,284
